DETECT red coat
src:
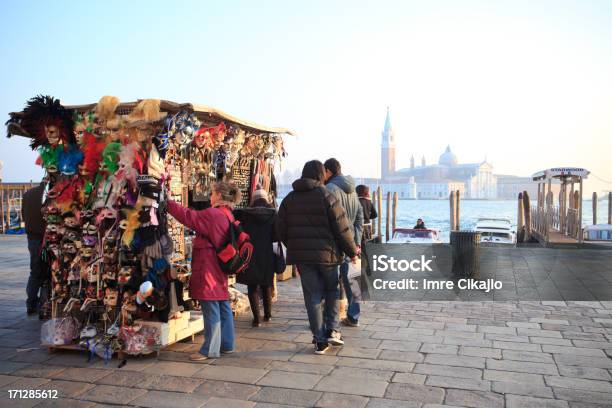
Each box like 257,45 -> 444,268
167,200 -> 232,301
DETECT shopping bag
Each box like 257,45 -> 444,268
347,258 -> 362,279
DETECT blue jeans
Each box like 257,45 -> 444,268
26,237 -> 43,311
340,261 -> 361,322
297,264 -> 340,343
200,300 -> 235,358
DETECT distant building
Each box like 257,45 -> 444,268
379,108 -> 497,198
417,181 -> 466,199
496,174 -> 560,200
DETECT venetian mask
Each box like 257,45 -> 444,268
118,266 -> 133,284
102,266 -> 117,281
194,129 -> 209,149
104,288 -> 118,307
87,264 -> 99,283
64,215 -> 79,228
45,125 -> 60,146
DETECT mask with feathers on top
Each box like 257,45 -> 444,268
73,111 -> 94,146
7,95 -> 75,149
101,142 -> 121,174
37,145 -> 61,173
58,144 -> 84,176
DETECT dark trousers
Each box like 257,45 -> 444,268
247,284 -> 272,323
26,237 -> 43,311
297,264 -> 340,343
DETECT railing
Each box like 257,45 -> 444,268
531,204 -> 581,242
567,208 -> 579,239
531,205 -> 548,242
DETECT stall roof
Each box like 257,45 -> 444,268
9,99 -> 296,136
532,167 -> 589,181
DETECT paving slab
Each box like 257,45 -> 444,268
131,390 -> 209,408
257,371 -> 322,390
491,381 -> 554,398
425,375 -> 490,392
506,394 -> 569,408
315,375 -> 388,398
544,376 -> 612,393
193,364 -> 268,384
268,361 -> 334,375
76,384 -> 147,405
203,397 -> 256,408
249,386 -> 322,407
314,392 -> 369,408
445,389 -> 504,408
414,363 -> 482,379
384,383 -> 445,404
557,365 -> 612,381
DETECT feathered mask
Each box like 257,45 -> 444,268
120,204 -> 142,248
58,144 -> 84,176
194,122 -> 226,150
37,145 -> 61,173
126,99 -> 166,124
81,133 -> 107,179
73,111 -> 94,145
7,95 -> 75,149
102,142 -> 122,174
117,142 -> 145,188
95,96 -> 121,129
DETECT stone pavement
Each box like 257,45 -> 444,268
0,235 -> 611,408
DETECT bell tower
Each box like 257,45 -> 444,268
381,107 -> 396,180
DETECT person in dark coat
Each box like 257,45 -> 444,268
235,188 -> 277,327
22,183 -> 45,315
356,185 -> 377,241
277,160 -> 358,355
414,218 -> 426,229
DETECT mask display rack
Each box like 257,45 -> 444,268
6,96 -> 293,359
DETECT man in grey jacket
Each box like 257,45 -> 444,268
324,158 -> 364,327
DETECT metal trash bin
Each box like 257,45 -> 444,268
450,231 -> 481,278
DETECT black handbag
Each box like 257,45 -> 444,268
273,243 -> 286,274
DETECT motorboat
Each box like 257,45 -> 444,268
388,228 -> 442,244
473,218 -> 516,245
584,224 -> 612,241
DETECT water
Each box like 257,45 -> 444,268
277,197 -> 609,242
383,199 -> 608,241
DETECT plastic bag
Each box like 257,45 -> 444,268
119,325 -> 160,355
347,258 -> 362,279
41,317 -> 80,345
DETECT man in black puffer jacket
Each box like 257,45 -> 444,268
277,160 -> 358,354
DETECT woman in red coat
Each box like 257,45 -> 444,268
167,181 -> 241,361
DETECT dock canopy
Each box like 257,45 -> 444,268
532,167 -> 589,181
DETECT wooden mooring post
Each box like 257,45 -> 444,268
517,192 -> 524,243
523,191 -> 531,240
456,190 -> 461,230
609,192 -> 612,224
593,192 -> 598,225
449,191 -> 456,231
376,186 -> 382,242
392,192 -> 398,235
385,191 -> 391,242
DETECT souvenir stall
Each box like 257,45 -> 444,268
6,96 -> 292,359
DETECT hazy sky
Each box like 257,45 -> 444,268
1,0 -> 611,193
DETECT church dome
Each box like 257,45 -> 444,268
439,145 -> 458,166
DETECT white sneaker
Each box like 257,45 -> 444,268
327,330 -> 344,346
